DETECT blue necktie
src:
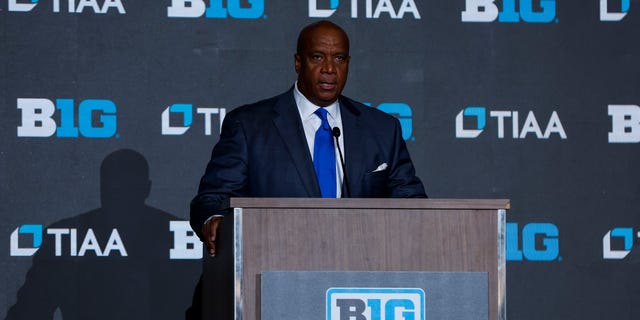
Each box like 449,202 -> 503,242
313,108 -> 336,198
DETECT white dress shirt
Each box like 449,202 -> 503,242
293,82 -> 345,198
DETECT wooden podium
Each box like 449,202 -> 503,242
202,198 -> 509,320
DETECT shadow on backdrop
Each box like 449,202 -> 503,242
6,149 -> 201,320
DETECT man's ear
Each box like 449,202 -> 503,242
294,53 -> 301,73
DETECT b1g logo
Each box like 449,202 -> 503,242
366,102 -> 414,141
456,106 -> 566,139
17,98 -> 118,138
461,0 -> 556,23
608,105 -> 640,143
601,0 -> 632,21
327,288 -> 425,320
309,0 -> 420,19
506,222 -> 560,261
603,227 -> 640,260
8,0 -> 126,14
168,0 -> 264,18
161,103 -> 227,136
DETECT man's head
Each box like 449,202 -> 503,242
295,20 -> 350,107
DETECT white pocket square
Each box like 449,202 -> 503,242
372,163 -> 388,172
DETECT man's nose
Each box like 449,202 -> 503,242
321,59 -> 335,73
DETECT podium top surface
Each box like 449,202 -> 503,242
224,198 -> 510,210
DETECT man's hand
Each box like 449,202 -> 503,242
202,216 -> 223,257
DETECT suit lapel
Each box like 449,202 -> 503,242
340,97 -> 366,197
272,90 -> 322,197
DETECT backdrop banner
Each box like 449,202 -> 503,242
1,1 -> 639,319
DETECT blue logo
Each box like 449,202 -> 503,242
17,98 -> 118,138
10,224 -> 43,256
603,227 -> 639,259
366,102 -> 414,141
601,0 -> 630,21
455,106 -> 485,138
327,288 -> 425,320
507,222 -> 560,261
168,0 -> 265,18
461,0 -> 556,23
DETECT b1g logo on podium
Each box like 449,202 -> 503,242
327,288 -> 425,320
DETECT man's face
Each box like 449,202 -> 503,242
295,25 -> 350,107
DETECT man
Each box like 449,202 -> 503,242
191,20 -> 426,257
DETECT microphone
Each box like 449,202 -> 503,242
332,127 -> 351,198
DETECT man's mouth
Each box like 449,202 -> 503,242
318,81 -> 337,90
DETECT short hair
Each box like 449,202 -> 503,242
296,20 -> 350,54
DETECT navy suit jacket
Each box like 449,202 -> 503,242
190,89 -> 426,238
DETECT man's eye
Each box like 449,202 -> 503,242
335,56 -> 346,61
312,55 -> 323,60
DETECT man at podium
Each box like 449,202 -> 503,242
187,20 -> 426,320
191,20 -> 426,258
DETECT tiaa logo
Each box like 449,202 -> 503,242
455,106 -> 566,140
8,0 -> 126,14
10,224 -> 127,257
309,0 -> 421,19
327,288 -> 425,320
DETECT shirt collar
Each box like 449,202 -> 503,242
294,81 -> 339,120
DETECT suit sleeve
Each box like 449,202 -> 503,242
190,112 -> 249,240
386,117 -> 428,198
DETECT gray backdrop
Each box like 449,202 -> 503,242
2,0 -> 639,319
